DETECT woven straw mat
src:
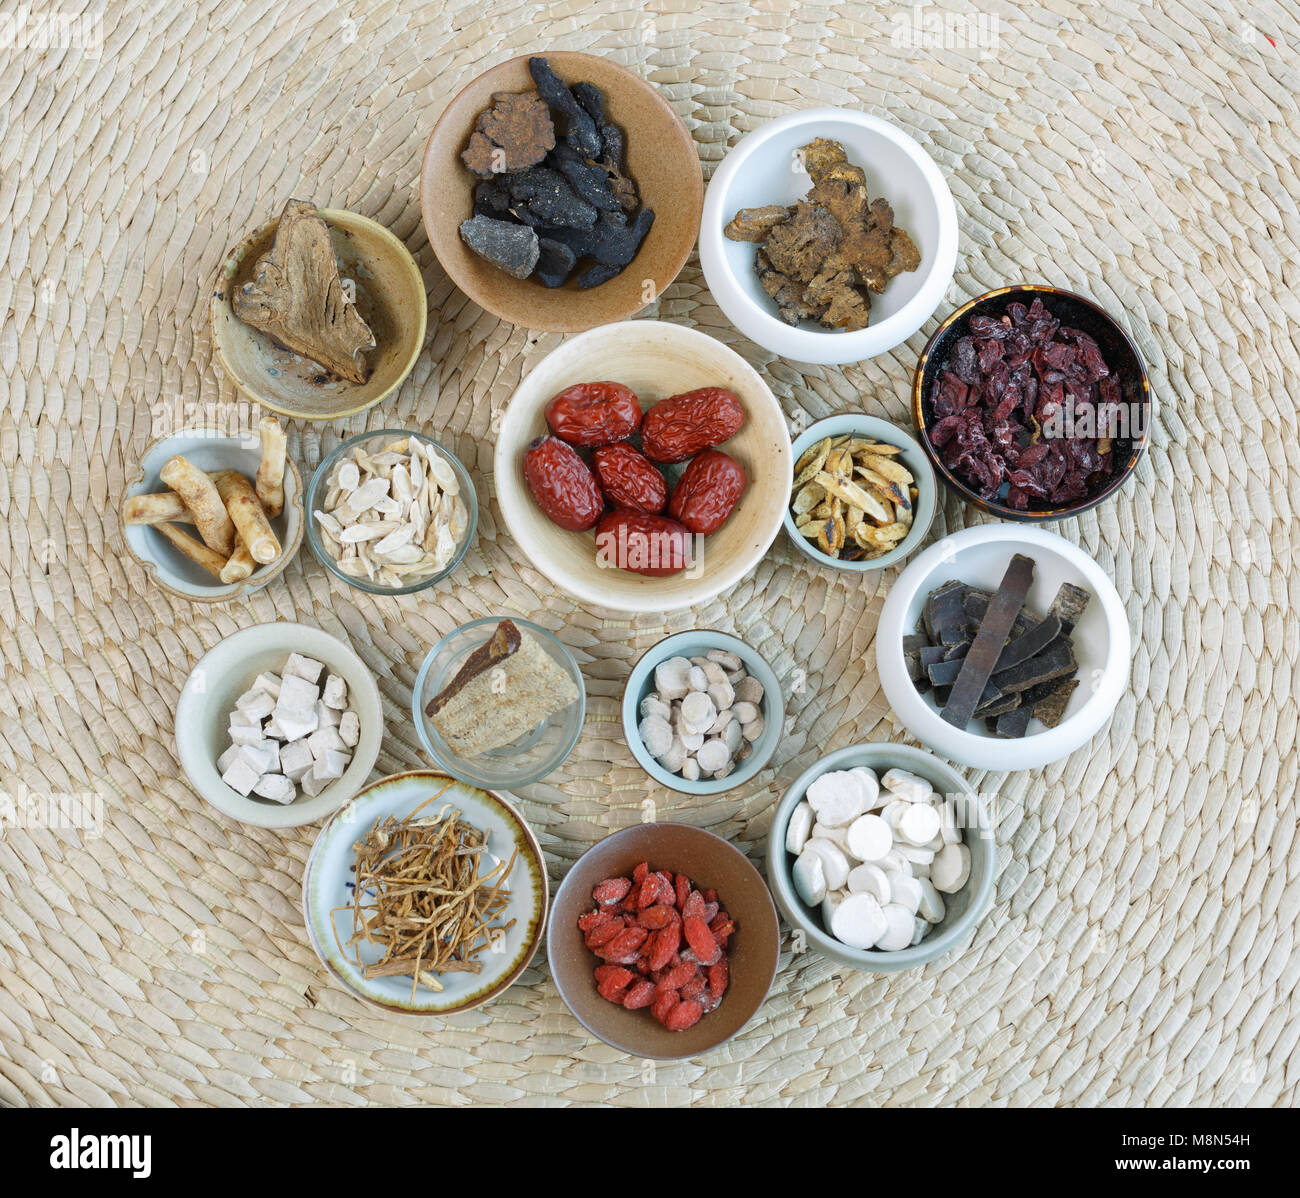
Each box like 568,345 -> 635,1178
1,0 -> 1297,1108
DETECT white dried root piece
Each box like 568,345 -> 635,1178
315,436 -> 469,585
791,434 -> 916,560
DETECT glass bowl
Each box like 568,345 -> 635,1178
412,617 -> 587,789
305,428 -> 477,595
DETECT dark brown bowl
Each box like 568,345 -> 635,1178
912,285 -> 1152,521
547,824 -> 780,1060
421,52 -> 703,333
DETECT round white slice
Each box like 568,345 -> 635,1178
931,842 -> 970,893
785,801 -> 813,855
881,767 -> 934,803
851,766 -> 881,809
879,848 -> 909,875
885,870 -> 922,915
792,848 -> 827,906
802,837 -> 850,890
845,813 -> 892,862
805,770 -> 867,827
917,878 -> 946,923
829,893 -> 887,950
910,916 -> 928,946
898,803 -> 941,847
680,690 -> 716,733
821,890 -> 844,928
895,843 -> 935,867
874,903 -> 915,951
939,798 -> 960,845
882,800 -> 909,833
847,863 -> 891,905
810,821 -> 851,854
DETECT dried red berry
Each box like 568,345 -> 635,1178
665,999 -> 704,1030
593,878 -> 632,906
592,444 -> 668,514
523,435 -> 604,531
641,388 -> 745,463
545,381 -> 642,447
667,449 -> 747,534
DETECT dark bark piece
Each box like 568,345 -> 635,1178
426,620 -> 522,717
924,580 -> 969,644
993,614 -> 1062,673
459,215 -> 540,279
506,166 -> 598,229
232,199 -> 375,384
1033,678 -> 1079,727
941,554 -> 1036,728
994,704 -> 1034,738
1048,582 -> 1092,633
988,637 -> 1077,695
461,89 -> 555,177
976,690 -> 1022,718
529,57 -> 601,157
539,206 -> 654,268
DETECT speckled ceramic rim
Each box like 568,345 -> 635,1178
210,208 -> 427,420
411,616 -> 587,787
120,423 -> 305,604
780,413 -> 938,573
304,428 -> 478,595
301,769 -> 548,1016
621,629 -> 785,795
766,743 -> 996,973
911,284 -> 1153,522
548,823 -> 780,1059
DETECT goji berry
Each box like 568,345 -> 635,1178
593,877 -> 632,906
710,919 -> 735,946
603,927 -> 647,959
701,889 -> 718,904
622,978 -> 656,1010
636,872 -> 665,908
702,902 -> 719,924
594,964 -> 631,986
708,960 -> 729,1000
584,918 -> 624,949
681,889 -> 705,922
651,991 -> 680,1026
681,974 -> 707,1001
675,874 -> 691,909
647,923 -> 680,971
657,960 -> 696,992
632,862 -> 649,884
636,905 -> 675,930
578,909 -> 614,932
596,967 -> 635,1002
665,999 -> 704,1030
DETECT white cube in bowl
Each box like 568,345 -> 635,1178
876,524 -> 1131,771
175,622 -> 383,827
700,107 -> 958,364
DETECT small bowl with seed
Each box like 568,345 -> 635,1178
305,429 -> 477,595
782,413 -> 937,573
622,630 -> 785,795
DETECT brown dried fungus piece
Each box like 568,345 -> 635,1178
724,205 -> 792,242
763,200 -> 841,281
755,249 -> 819,326
461,89 -> 556,178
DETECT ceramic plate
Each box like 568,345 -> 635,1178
302,770 -> 547,1014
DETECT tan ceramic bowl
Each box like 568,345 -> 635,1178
493,321 -> 793,613
211,208 -> 427,420
547,823 -> 780,1059
421,52 -> 703,332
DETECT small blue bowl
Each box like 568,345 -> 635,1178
622,630 -> 785,796
782,413 -> 937,573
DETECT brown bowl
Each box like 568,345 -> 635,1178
547,824 -> 779,1059
420,52 -> 703,333
912,285 -> 1152,521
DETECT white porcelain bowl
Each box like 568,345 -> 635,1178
122,425 -> 305,602
175,622 -> 383,827
493,320 -> 792,613
700,108 -> 959,365
876,524 -> 1131,771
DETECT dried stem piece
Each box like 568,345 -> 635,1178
233,199 -> 375,384
340,788 -> 517,997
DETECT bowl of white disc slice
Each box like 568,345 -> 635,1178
766,742 -> 996,971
